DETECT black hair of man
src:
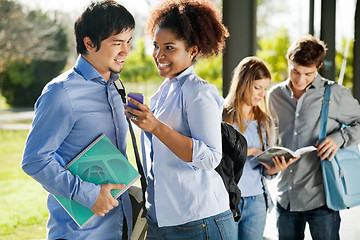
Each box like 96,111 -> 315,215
74,0 -> 135,55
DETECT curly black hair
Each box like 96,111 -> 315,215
145,0 -> 229,59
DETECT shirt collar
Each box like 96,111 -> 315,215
74,55 -> 119,83
172,65 -> 195,87
310,73 -> 324,88
285,72 -> 322,98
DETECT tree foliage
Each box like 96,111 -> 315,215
195,54 -> 223,88
0,1 -> 68,107
0,0 -> 67,71
257,27 -> 291,82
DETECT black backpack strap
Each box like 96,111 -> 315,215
114,80 -> 147,214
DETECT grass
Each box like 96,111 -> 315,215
0,129 -> 48,240
0,128 -> 140,240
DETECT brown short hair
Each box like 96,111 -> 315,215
286,35 -> 327,68
145,0 -> 229,59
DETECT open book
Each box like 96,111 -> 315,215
250,146 -> 317,167
54,134 -> 140,228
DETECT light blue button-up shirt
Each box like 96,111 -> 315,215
140,66 -> 229,227
22,56 -> 131,239
237,120 -> 264,197
234,120 -> 275,211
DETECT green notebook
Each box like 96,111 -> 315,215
54,133 -> 140,228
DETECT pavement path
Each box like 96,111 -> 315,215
0,108 -> 33,130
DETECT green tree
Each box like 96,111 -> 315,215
0,0 -> 67,71
0,5 -> 68,107
257,27 -> 291,82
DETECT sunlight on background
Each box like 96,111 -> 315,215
15,0 -> 357,67
3,1 -> 359,239
17,0 -> 356,42
17,0 -> 153,16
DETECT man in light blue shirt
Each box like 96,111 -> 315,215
22,1 -> 135,239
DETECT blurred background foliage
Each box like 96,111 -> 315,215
257,27 -> 291,83
0,0 -> 355,108
0,0 -> 68,107
0,0 -> 356,239
120,38 -> 162,83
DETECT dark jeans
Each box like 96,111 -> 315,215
147,209 -> 236,239
276,203 -> 341,240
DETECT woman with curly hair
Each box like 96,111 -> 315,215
124,0 -> 235,239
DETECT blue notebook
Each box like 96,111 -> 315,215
54,134 -> 140,228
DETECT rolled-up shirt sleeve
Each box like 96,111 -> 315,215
22,83 -> 100,209
184,82 -> 223,170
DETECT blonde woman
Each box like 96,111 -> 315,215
223,56 -> 298,240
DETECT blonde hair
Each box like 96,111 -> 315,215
224,56 -> 272,147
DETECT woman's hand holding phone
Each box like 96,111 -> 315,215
124,93 -> 162,134
126,92 -> 144,111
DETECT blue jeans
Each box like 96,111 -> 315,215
146,209 -> 236,239
277,203 -> 341,240
237,194 -> 267,240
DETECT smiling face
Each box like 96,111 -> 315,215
288,61 -> 318,98
152,27 -> 197,80
83,29 -> 132,81
244,78 -> 270,108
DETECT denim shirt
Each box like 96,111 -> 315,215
140,66 -> 229,227
22,56 -> 131,239
268,74 -> 360,211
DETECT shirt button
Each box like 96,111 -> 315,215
290,169 -> 293,173
296,113 -> 299,117
289,186 -> 292,190
294,131 -> 298,136
117,128 -> 119,131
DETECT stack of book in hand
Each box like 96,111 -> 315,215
54,134 -> 140,228
250,146 -> 317,167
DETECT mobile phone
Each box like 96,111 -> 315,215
126,92 -> 144,111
